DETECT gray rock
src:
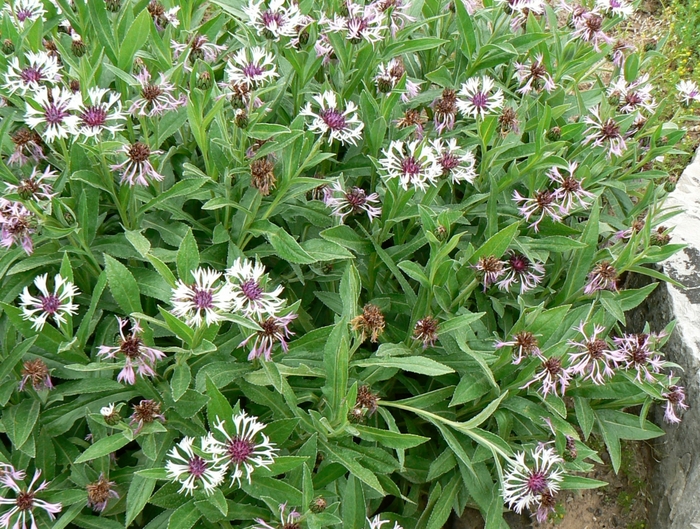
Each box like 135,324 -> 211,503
628,149 -> 700,529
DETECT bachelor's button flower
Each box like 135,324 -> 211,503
495,331 -> 543,365
566,322 -> 623,384
413,316 -> 439,349
171,35 -> 226,69
572,11 -> 613,51
240,314 -> 297,361
431,88 -> 459,134
582,106 -> 627,158
5,166 -> 57,202
607,74 -> 656,114
323,182 -> 382,223
474,255 -> 507,291
513,54 -> 556,95
662,374 -> 688,424
584,261 -> 618,295
19,273 -> 79,331
367,515 -> 404,529
677,80 -> 700,106
110,142 -> 165,187
129,399 -> 165,434
3,0 -> 47,28
0,470 -> 62,529
321,3 -> 387,45
350,304 -> 385,343
8,128 -> 45,167
431,138 -> 478,184
612,332 -> 665,383
226,258 -> 285,319
548,162 -> 595,212
300,91 -> 364,146
129,68 -> 186,117
521,356 -> 571,397
25,87 -> 82,143
211,411 -> 278,486
171,268 -> 235,327
380,140 -> 441,191
3,51 -> 61,95
86,474 -> 119,512
497,252 -> 545,293
224,47 -> 279,89
165,435 -> 228,496
457,76 -> 504,119
243,0 -> 303,40
147,1 -> 180,29
513,189 -> 564,232
0,200 -> 36,255
77,87 -> 126,138
595,0 -> 633,18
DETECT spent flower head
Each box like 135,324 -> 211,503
0,470 -> 62,529
567,322 -> 623,384
86,474 -> 119,513
239,313 -> 297,361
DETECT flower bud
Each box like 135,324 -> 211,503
309,496 -> 327,513
197,71 -> 212,90
546,126 -> 561,141
2,39 -> 15,55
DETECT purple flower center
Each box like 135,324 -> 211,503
526,471 -> 548,494
44,103 -> 68,125
20,66 -> 43,84
509,254 -> 530,274
188,455 -> 208,477
192,288 -> 214,309
40,294 -> 61,314
242,63 -> 264,79
610,0 -> 621,7
16,9 -> 33,22
240,279 -> 263,301
320,109 -> 347,131
345,188 -> 368,212
471,91 -> 488,109
439,153 -> 460,173
16,491 -> 35,511
401,156 -> 422,176
81,106 -> 108,128
261,10 -> 284,28
227,437 -> 255,463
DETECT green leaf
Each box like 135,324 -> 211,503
206,376 -> 234,427
176,229 -> 200,282
135,468 -> 169,479
3,398 -> 40,449
118,8 -> 151,70
342,475 -> 366,529
157,307 -> 195,344
595,409 -> 664,472
171,363 -> 191,402
0,302 -> 64,352
75,434 -> 130,463
323,321 -> 349,422
267,228 -> 316,264
126,474 -> 157,527
426,474 -> 460,529
320,440 -> 385,495
168,500 -> 201,529
560,475 -> 608,490
104,254 -> 142,314
352,357 -> 454,376
438,312 -> 485,336
340,262 -> 361,321
354,425 -> 429,449
0,336 -> 37,382
241,477 -> 303,505
574,397 -> 594,440
471,222 -> 520,263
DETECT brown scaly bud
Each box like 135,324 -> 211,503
19,359 -> 53,391
498,107 -> 519,136
234,108 -> 248,129
651,226 -> 670,246
86,474 -> 119,512
355,385 -> 380,416
69,79 -> 81,93
434,225 -> 448,241
250,157 -> 276,196
129,399 -> 165,434
309,496 -> 327,513
350,304 -> 385,343
414,316 -> 439,349
71,35 -> 87,57
2,39 -> 15,55
100,404 -> 122,426
547,126 -> 561,141
348,407 -> 365,423
197,71 -> 212,90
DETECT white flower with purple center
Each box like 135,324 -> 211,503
2,0 -> 46,28
513,54 -> 556,95
612,333 -> 665,383
497,251 -> 545,293
521,356 -> 571,397
4,51 -> 61,95
77,87 -> 125,138
239,313 -> 297,361
171,268 -> 235,327
165,435 -> 228,496
211,411 -> 278,486
662,373 -> 688,425
244,0 -> 303,40
25,86 -> 82,142
5,166 -> 56,202
323,181 -> 382,223
171,35 -> 226,67
607,74 -> 656,114
300,91 -> 364,146
321,2 -> 388,45
502,445 -> 564,520
548,162 -> 595,212
497,0 -> 546,30
595,0 -> 633,18
111,142 -> 165,187
374,58 -> 421,102
582,105 -> 626,158
19,273 -> 79,331
0,469 -> 61,529
367,514 -> 404,529
567,322 -> 623,385
379,140 -> 442,191
226,258 -> 285,318
0,199 -> 35,255
513,189 -> 565,232
129,68 -> 186,117
676,80 -> 700,106
97,317 -> 166,385
371,0 -> 415,36
456,76 -> 504,119
225,47 -> 279,89
430,138 -> 478,184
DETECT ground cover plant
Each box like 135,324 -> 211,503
0,0 -> 696,528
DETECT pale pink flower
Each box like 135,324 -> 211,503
567,322 -> 623,384
0,200 -> 35,255
514,54 -> 556,94
495,331 -> 543,365
513,189 -> 564,232
323,182 -> 382,223
165,435 -> 228,495
582,106 -> 627,158
548,162 -> 595,212
239,314 -> 297,361
4,166 -> 56,202
572,11 -> 613,51
0,470 -> 62,529
522,356 -> 571,397
111,142 -> 165,187
677,80 -> 700,106
662,374 -> 688,424
129,68 -> 186,117
612,333 -> 665,383
584,261 -> 618,294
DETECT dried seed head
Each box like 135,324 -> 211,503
127,142 -> 151,163
350,303 -> 385,343
563,436 -> 577,461
651,226 -> 670,246
130,399 -> 164,428
414,316 -> 439,349
355,385 -> 379,415
250,157 -> 276,196
86,474 -> 118,512
498,107 -> 518,135
20,359 -> 52,391
514,332 -> 539,356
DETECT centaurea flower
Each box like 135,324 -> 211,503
502,445 -> 564,520
323,182 -> 382,223
0,470 -> 61,529
300,91 -> 364,146
25,86 -> 82,142
371,0 -> 415,36
165,435 -> 228,496
0,200 -> 35,255
97,317 -> 166,385
607,74 -> 656,114
495,331 -> 543,365
431,88 -> 459,134
77,87 -> 126,138
613,333 -> 665,383
513,189 -> 564,232
129,68 -> 186,117
513,54 -> 556,94
595,0 -> 633,18
609,40 -> 635,68
86,474 -> 119,512
474,255 -> 507,291
211,411 -> 278,485
457,76 -> 504,119
3,0 -> 47,28
548,162 -> 595,212
226,258 -> 285,318
8,128 -> 45,166
572,11 -> 613,51
522,356 -> 571,397
497,0 -> 546,31
171,268 -> 235,327
19,358 -> 53,391
430,138 -> 478,184
321,3 -> 387,45
374,58 -> 421,102
243,0 -> 303,40
253,503 -> 302,529
567,322 -> 622,384
129,399 -> 166,434
584,261 -> 618,294
5,166 -> 56,202
350,304 -> 385,343
677,80 -> 700,106
497,251 -> 545,293
111,142 -> 165,187
240,314 -> 297,361
413,316 -> 439,349
662,374 -> 688,424
147,1 -> 180,29
379,140 -> 441,191
19,273 -> 79,331
3,51 -> 61,95
224,47 -> 279,88
582,106 -> 627,157
171,35 -> 226,67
